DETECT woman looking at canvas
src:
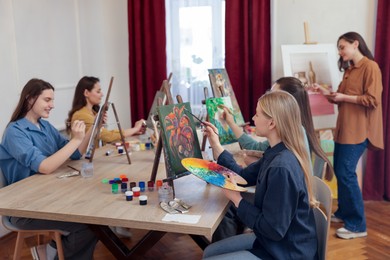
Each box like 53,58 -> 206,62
317,32 -> 383,239
223,76 -> 334,181
66,76 -> 146,143
202,91 -> 318,259
0,79 -> 97,259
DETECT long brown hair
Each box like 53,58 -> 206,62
337,32 -> 374,71
66,76 -> 100,133
259,91 -> 317,208
275,77 -> 334,181
9,79 -> 54,123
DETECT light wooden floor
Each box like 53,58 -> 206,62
1,200 -> 389,259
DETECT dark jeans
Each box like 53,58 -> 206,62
10,217 -> 98,260
333,140 -> 368,232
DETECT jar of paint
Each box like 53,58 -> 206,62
139,195 -> 148,205
125,191 -> 133,201
132,187 -> 141,197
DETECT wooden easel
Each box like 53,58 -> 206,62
303,21 -> 317,45
86,77 -> 131,164
150,74 -> 173,183
201,86 -> 210,151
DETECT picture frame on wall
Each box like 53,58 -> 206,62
281,44 -> 342,116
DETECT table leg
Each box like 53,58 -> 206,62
189,234 -> 210,250
89,225 -> 166,259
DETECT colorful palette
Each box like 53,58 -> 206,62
181,158 -> 247,192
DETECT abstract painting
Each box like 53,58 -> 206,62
181,158 -> 247,192
208,68 -> 245,126
206,97 -> 237,145
157,102 -> 202,177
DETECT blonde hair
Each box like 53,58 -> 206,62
258,91 -> 317,208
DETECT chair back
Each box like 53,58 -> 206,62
0,167 -> 6,189
313,154 -> 327,179
312,176 -> 332,260
313,207 -> 327,260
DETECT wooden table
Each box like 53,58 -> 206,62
0,145 -> 232,258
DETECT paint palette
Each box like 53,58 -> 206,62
181,158 -> 247,192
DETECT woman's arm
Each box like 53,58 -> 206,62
38,120 -> 86,174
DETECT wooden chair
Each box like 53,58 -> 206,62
312,176 -> 332,260
0,169 -> 65,260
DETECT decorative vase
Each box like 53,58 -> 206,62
297,72 -> 308,87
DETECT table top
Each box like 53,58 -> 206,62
0,145 -> 236,239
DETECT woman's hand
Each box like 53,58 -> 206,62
202,121 -> 224,159
70,120 -> 86,142
218,105 -> 235,126
133,119 -> 147,135
222,188 -> 242,208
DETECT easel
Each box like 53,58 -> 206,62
86,77 -> 131,164
201,86 -> 210,151
150,74 -> 174,184
303,21 -> 317,45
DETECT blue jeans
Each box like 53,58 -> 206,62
334,140 -> 368,232
203,233 -> 260,259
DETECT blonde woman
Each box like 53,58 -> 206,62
203,91 -> 318,259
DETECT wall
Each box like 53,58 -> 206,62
0,0 -> 130,237
271,0 -> 377,129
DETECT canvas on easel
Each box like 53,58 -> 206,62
157,102 -> 202,178
146,90 -> 167,130
208,68 -> 245,126
84,77 -> 131,164
206,97 -> 237,145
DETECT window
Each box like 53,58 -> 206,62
165,0 -> 225,117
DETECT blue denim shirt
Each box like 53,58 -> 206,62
218,142 -> 317,260
0,118 -> 81,185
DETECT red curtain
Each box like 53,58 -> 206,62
225,0 -> 271,122
363,0 -> 390,200
128,0 -> 167,121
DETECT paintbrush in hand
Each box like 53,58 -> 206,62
183,108 -> 219,136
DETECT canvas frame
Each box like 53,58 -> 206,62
281,44 -> 341,91
157,102 -> 203,177
281,44 -> 342,117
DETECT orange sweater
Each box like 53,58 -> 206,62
71,106 -> 122,143
334,57 -> 384,150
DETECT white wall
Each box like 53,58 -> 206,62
0,0 -> 131,137
271,0 -> 377,129
0,0 -> 130,237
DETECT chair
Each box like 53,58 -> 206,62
0,169 -> 65,260
312,176 -> 332,260
312,153 -> 327,179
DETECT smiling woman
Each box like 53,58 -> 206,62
0,78 -> 98,259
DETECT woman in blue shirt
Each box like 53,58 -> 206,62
203,91 -> 318,259
0,79 -> 97,259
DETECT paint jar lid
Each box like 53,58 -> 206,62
139,195 -> 147,201
132,187 -> 140,192
125,191 -> 133,196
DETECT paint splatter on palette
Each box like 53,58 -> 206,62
181,158 -> 247,192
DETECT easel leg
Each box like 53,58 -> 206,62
111,103 -> 131,164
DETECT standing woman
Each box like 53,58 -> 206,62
203,91 -> 318,259
0,79 -> 98,259
66,76 -> 146,143
322,32 -> 384,239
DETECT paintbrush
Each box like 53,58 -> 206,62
183,108 -> 219,136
